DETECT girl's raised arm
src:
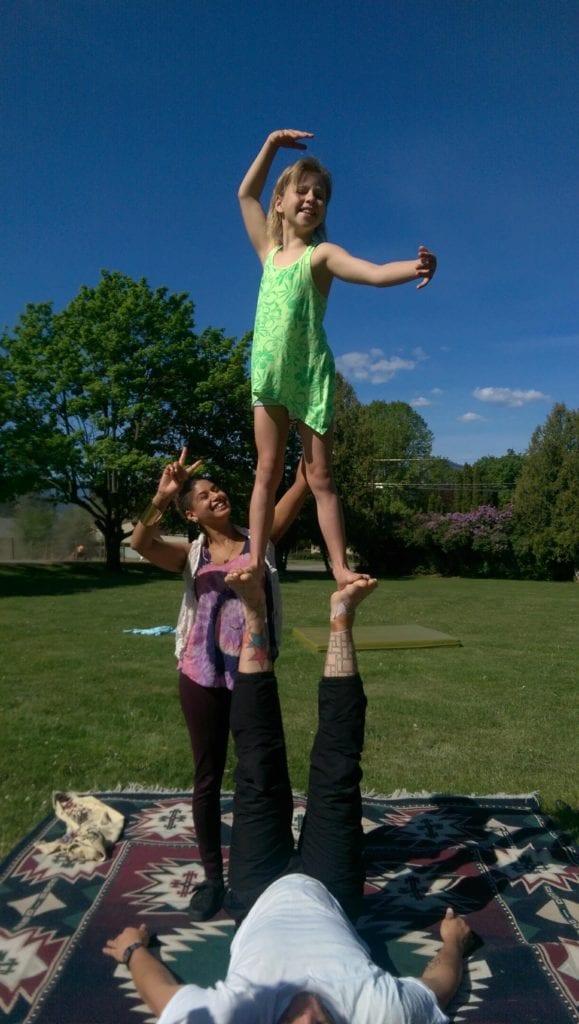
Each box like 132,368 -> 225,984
238,129 -> 313,263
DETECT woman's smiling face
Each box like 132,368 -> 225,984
187,479 -> 231,525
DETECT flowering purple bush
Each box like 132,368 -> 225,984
412,505 -> 515,576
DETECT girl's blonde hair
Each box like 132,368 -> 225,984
266,157 -> 332,244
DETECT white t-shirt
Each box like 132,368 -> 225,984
158,874 -> 448,1024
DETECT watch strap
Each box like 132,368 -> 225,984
122,941 -> 144,965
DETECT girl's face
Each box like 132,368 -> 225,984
275,172 -> 327,235
187,479 -> 231,526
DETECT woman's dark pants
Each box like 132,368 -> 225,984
179,674 -> 231,883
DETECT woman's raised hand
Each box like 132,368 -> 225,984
268,129 -> 314,150
156,448 -> 203,500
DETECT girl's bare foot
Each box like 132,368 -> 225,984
334,567 -> 372,590
330,577 -> 377,629
243,561 -> 265,582
224,569 -> 266,615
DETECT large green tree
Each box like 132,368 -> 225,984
330,398 -> 434,572
1,271 -> 253,569
421,457 -> 462,514
475,450 -> 524,507
513,403 -> 579,579
454,450 -> 525,511
360,400 -> 434,518
361,400 -> 433,491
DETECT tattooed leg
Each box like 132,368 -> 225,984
297,579 -> 378,914
225,570 -> 272,673
226,568 -> 293,916
325,578 -> 378,678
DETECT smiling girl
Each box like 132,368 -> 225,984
239,128 -> 437,589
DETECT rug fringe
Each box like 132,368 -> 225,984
362,788 -> 540,800
111,782 -> 191,794
98,784 -> 540,802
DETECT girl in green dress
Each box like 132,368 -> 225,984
238,128 -> 436,589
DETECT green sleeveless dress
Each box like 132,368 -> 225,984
251,245 -> 335,435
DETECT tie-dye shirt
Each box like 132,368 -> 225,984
179,540 -> 277,689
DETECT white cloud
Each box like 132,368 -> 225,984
473,386 -> 549,408
411,396 -> 431,407
336,348 -> 417,384
458,412 -> 485,422
431,387 -> 443,396
412,346 -> 428,362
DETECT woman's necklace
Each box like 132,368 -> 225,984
209,535 -> 243,565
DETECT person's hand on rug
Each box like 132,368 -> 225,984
103,923 -> 183,1017
440,907 -> 471,949
103,923 -> 149,963
419,907 -> 473,1009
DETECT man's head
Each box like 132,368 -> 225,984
276,992 -> 334,1024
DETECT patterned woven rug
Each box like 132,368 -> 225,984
1,792 -> 577,1023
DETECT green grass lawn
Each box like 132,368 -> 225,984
1,563 -> 577,858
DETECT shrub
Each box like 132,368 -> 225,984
412,504 -> 516,577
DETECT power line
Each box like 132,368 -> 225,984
373,482 -> 517,491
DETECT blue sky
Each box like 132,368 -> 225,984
2,0 -> 577,464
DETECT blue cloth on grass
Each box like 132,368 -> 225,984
123,626 -> 176,636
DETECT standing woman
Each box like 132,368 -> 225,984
131,449 -> 309,921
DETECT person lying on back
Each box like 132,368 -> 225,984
104,576 -> 472,1023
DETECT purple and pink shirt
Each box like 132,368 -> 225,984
176,530 -> 281,690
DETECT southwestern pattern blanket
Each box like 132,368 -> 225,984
0,792 -> 577,1023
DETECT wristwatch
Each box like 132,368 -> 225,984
122,941 -> 144,965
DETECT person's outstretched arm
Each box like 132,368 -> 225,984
237,128 -> 313,262
270,455 -> 311,544
314,242 -> 437,290
419,908 -> 472,1009
103,925 -> 182,1018
130,448 -> 202,573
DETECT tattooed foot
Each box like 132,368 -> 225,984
330,578 -> 378,628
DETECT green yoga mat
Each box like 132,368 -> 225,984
292,624 -> 461,652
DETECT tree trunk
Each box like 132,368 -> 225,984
104,522 -> 124,571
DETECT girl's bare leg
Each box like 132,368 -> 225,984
299,422 -> 369,589
248,405 -> 290,577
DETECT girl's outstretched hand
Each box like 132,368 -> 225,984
268,129 -> 314,150
416,245 -> 437,289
